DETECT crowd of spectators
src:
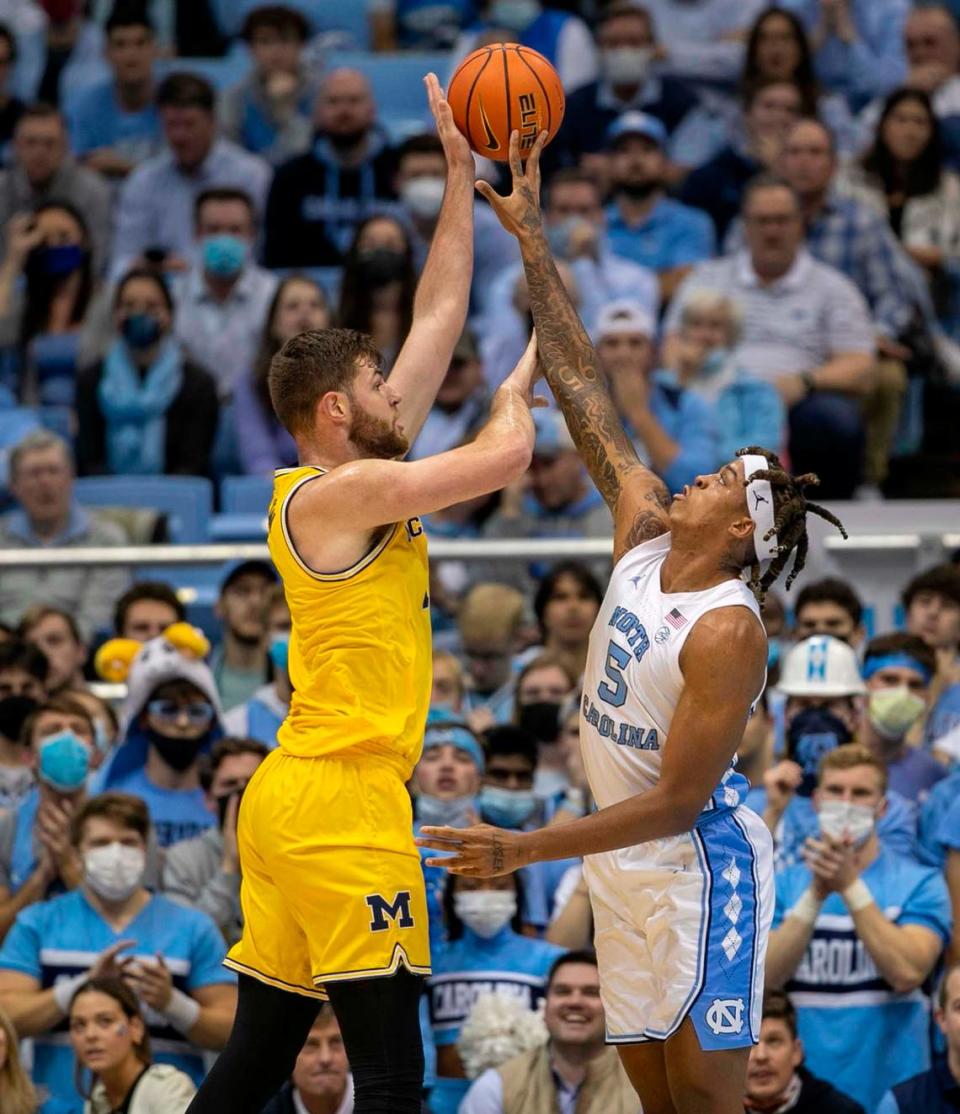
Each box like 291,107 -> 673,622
0,1 -> 958,1112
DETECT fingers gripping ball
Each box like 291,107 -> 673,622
447,44 -> 565,161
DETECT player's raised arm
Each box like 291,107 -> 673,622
290,334 -> 543,542
387,74 -> 476,443
477,131 -> 671,561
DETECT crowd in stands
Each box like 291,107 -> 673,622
0,0 -> 958,1112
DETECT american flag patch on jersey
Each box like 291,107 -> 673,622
665,607 -> 688,630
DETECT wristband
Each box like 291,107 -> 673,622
843,879 -> 874,913
164,987 -> 201,1035
53,972 -> 88,1015
787,886 -> 823,926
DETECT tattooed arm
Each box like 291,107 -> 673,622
476,132 -> 671,562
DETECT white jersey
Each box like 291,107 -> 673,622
580,532 -> 764,820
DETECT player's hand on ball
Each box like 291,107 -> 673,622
424,73 -> 474,174
417,823 -> 530,877
476,129 -> 548,240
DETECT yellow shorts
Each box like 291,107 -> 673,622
225,749 -> 431,999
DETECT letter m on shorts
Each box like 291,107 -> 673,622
365,891 -> 415,933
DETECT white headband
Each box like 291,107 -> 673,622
740,453 -> 779,565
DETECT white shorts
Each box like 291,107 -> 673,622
584,805 -> 774,1051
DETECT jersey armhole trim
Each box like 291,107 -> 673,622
280,472 -> 397,582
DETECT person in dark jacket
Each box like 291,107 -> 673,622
876,962 -> 960,1113
76,268 -> 218,478
744,990 -> 864,1114
263,69 -> 397,267
261,1004 -> 354,1114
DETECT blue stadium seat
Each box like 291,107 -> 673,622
221,475 -> 274,515
221,0 -> 371,47
155,49 -> 253,92
208,513 -> 268,542
73,476 -> 214,544
324,52 -> 448,132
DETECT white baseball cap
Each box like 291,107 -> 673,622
779,635 -> 867,698
596,300 -> 655,342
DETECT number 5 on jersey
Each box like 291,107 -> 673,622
598,641 -> 630,708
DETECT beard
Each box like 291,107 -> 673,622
349,402 -> 409,459
617,179 -> 659,200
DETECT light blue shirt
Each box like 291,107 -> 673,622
65,78 -> 161,164
0,889 -> 233,1103
605,196 -> 715,274
111,138 -> 272,278
105,767 -> 214,849
778,0 -> 909,106
773,848 -> 951,1111
624,372 -> 719,492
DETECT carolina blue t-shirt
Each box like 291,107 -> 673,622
604,196 -> 715,273
110,767 -> 214,848
0,889 -> 234,1103
919,772 -> 960,867
65,79 -> 161,162
773,848 -> 951,1111
427,926 -> 563,1047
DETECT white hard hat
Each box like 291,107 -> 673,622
778,635 -> 867,697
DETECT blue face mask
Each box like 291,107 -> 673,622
489,0 -> 541,31
28,243 -> 85,279
786,707 -> 853,797
417,794 -> 477,828
121,312 -> 164,350
202,235 -> 249,279
38,730 -> 90,793
269,635 -> 289,672
478,785 -> 537,829
699,348 -> 729,377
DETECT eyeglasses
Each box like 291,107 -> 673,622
146,699 -> 214,726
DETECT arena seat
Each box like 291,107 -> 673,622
73,476 -> 214,545
323,51 -> 448,130
221,475 -> 274,515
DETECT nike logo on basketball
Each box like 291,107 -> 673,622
477,98 -> 500,150
752,491 -> 769,509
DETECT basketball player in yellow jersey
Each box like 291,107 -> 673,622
187,76 -> 542,1114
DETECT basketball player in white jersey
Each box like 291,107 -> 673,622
418,133 -> 848,1114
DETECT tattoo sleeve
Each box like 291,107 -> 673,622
518,224 -> 666,512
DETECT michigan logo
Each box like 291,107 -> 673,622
705,998 -> 744,1036
365,891 -> 415,933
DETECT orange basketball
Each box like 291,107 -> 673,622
446,44 -> 565,162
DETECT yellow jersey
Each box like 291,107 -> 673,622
267,465 -> 432,776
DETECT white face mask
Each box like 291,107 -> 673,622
601,47 -> 653,86
489,0 -> 541,32
454,890 -> 517,938
868,687 -> 926,742
400,176 -> 446,220
84,843 -> 146,902
818,800 -> 876,849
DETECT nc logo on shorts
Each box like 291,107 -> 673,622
365,891 -> 415,933
705,998 -> 745,1036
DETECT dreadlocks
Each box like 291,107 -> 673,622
735,446 -> 847,603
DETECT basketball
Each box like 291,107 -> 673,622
446,44 -> 565,161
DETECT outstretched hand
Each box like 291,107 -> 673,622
424,73 -> 474,174
476,130 -> 548,240
416,823 -> 531,877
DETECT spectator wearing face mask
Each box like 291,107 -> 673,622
766,744 -> 950,1112
76,267 -> 219,478
754,636 -> 921,867
486,168 -> 658,336
512,655 -> 575,801
171,187 -> 277,402
744,989 -> 865,1114
860,634 -> 945,803
92,625 -> 225,848
0,640 -> 48,811
223,584 -> 291,748
69,975 -> 197,1113
448,1 -> 597,96
162,736 -> 268,946
659,289 -> 785,463
263,68 -> 397,267
550,2 -> 699,178
220,5 -> 316,167
17,604 -> 87,695
395,133 -> 516,317
428,872 -> 564,1114
0,694 -> 95,942
877,960 -> 960,1113
0,792 -> 236,1107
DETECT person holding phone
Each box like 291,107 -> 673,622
162,738 -> 269,945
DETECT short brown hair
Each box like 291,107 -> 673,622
71,792 -> 150,846
818,743 -> 888,795
17,605 -> 84,646
24,693 -> 94,748
902,563 -> 960,611
863,631 -> 936,681
761,989 -> 797,1038
200,736 -> 269,792
268,328 -> 381,437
